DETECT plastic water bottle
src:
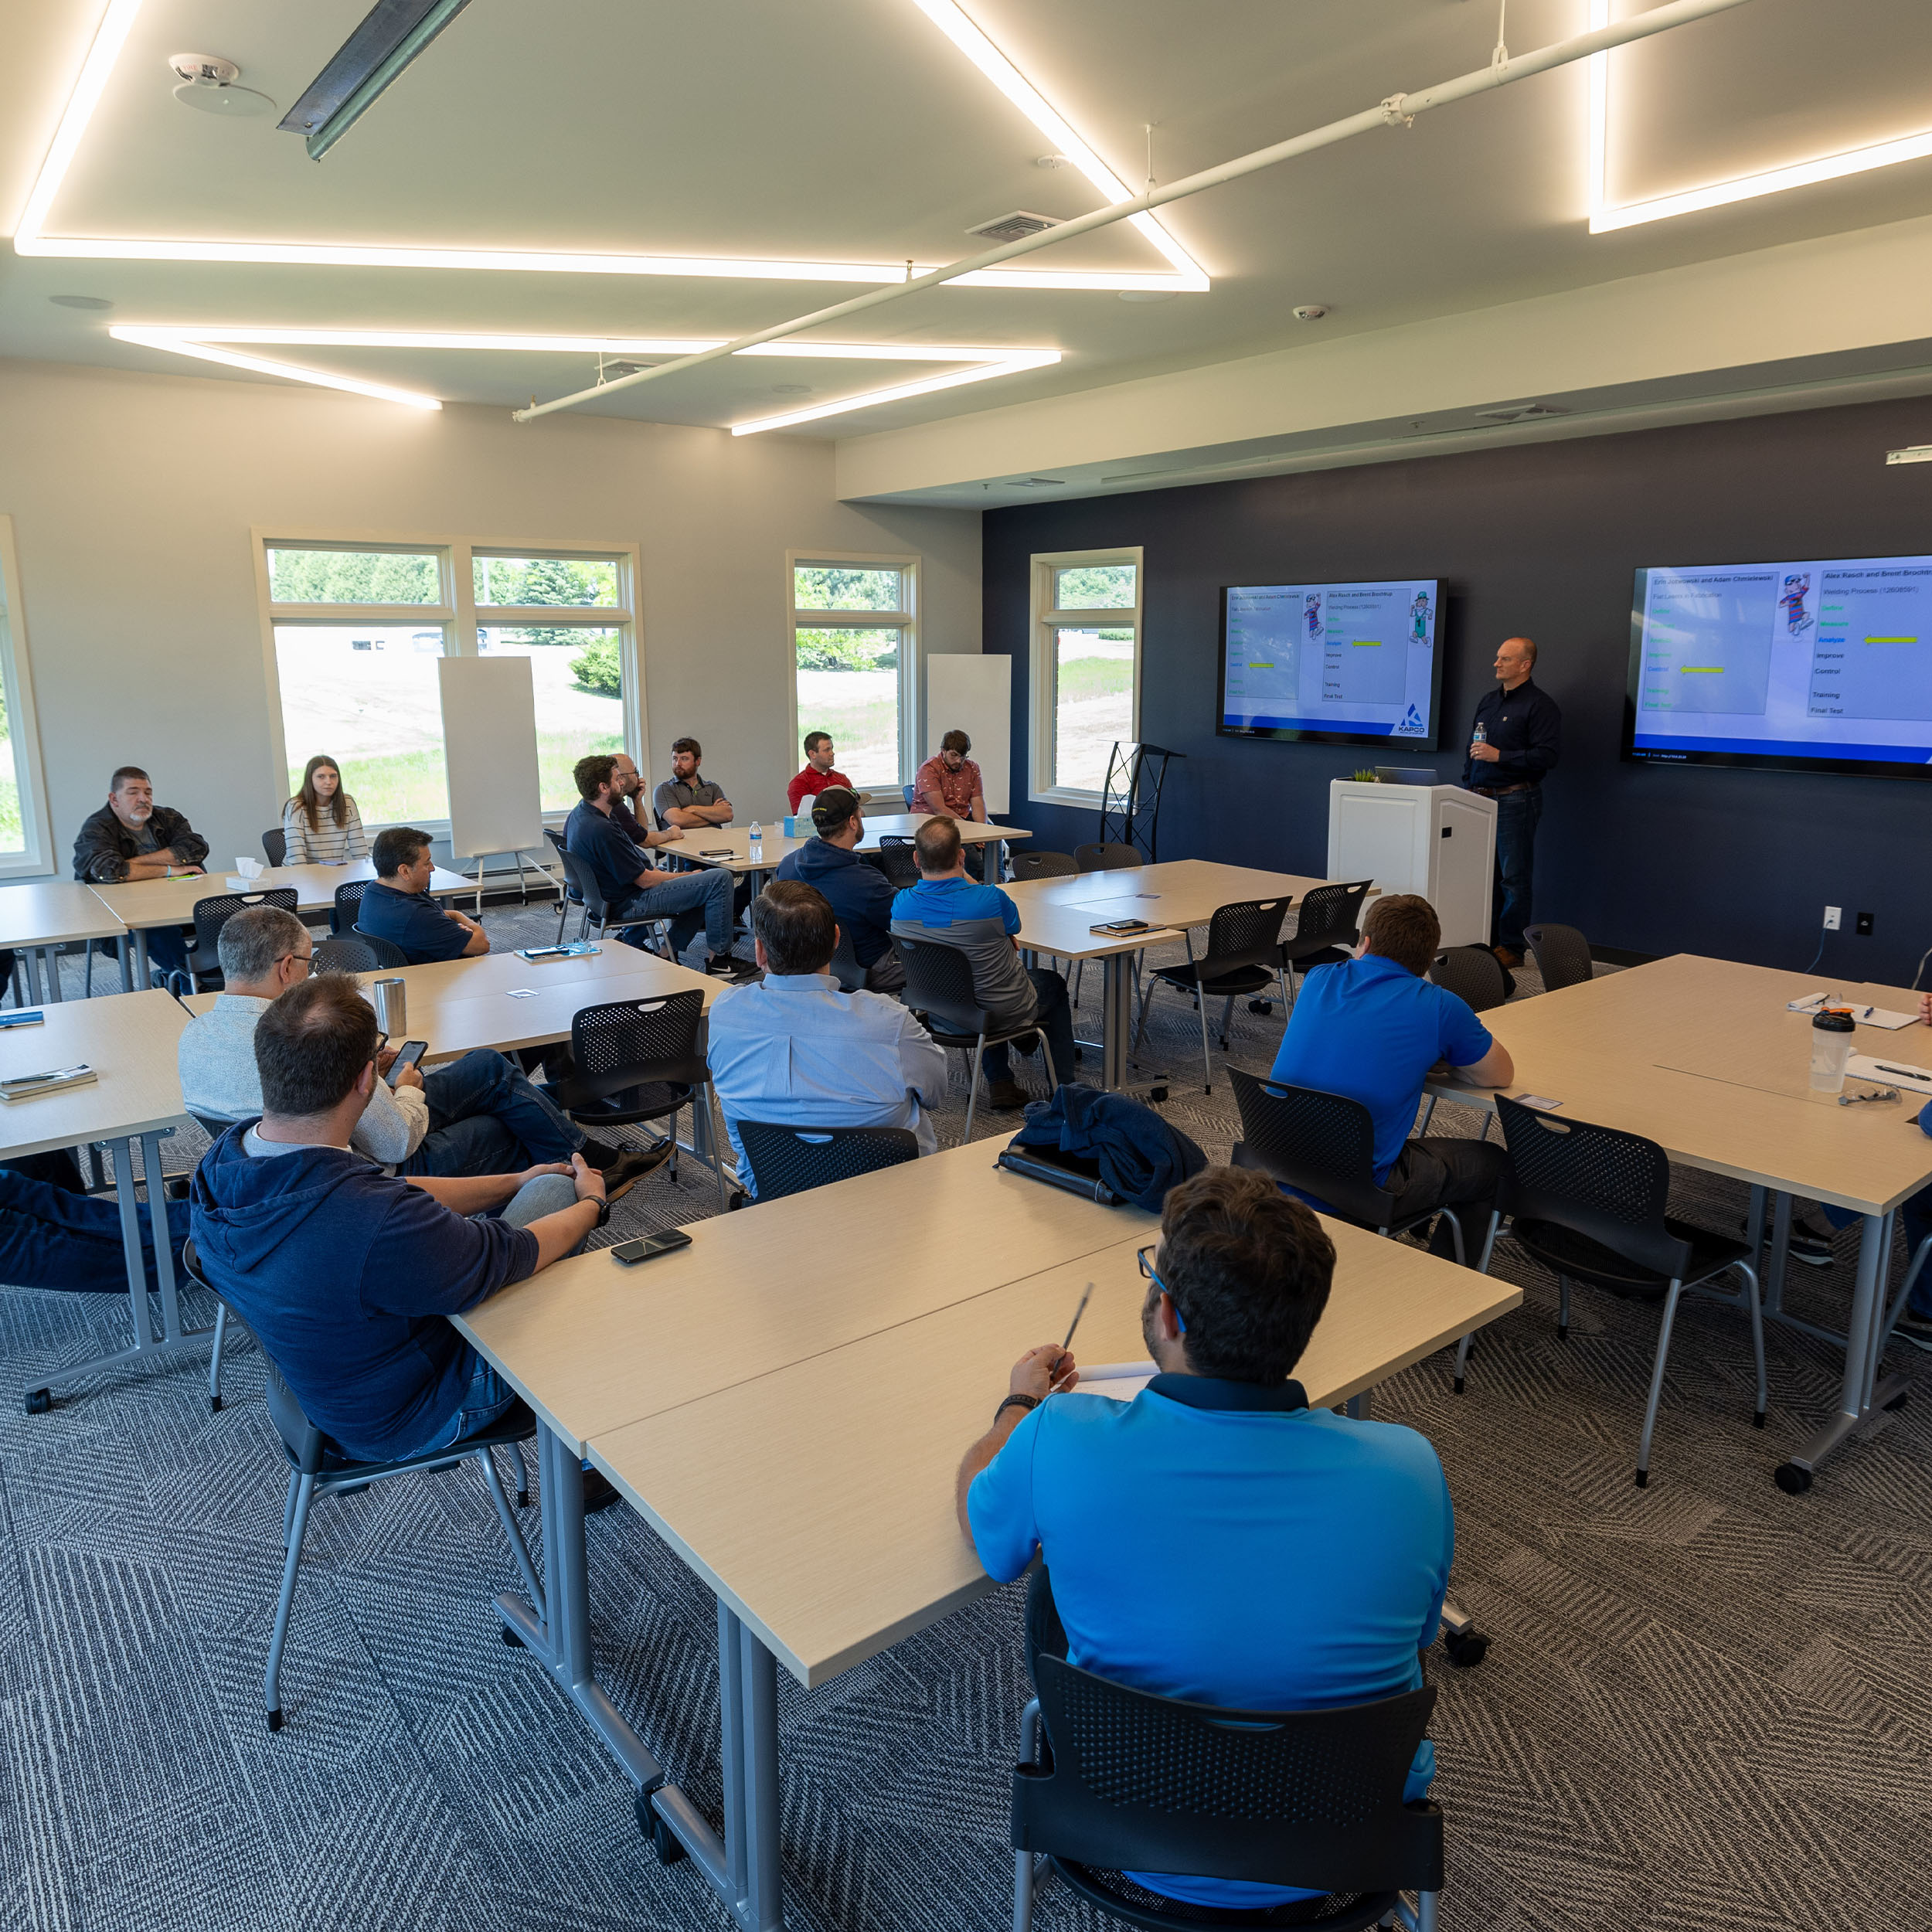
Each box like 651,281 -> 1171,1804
1471,723 -> 1487,749
749,819 -> 763,860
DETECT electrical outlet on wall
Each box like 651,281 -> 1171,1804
1856,911 -> 1874,935
1824,906 -> 1842,930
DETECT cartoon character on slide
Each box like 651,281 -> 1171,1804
1303,593 -> 1324,642
1410,591 -> 1432,645
1780,574 -> 1813,636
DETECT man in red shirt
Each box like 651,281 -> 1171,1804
914,729 -> 990,876
787,731 -> 851,813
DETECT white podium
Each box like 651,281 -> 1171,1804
1326,781 -> 1496,948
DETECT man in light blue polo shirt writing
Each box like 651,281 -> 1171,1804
1269,892 -> 1513,1258
959,1165 -> 1454,1911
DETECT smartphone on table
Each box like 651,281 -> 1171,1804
610,1228 -> 695,1265
386,1039 -> 428,1087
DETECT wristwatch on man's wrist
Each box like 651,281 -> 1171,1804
587,1193 -> 611,1228
994,1392 -> 1040,1427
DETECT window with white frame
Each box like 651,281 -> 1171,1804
0,515 -> 53,876
260,538 -> 639,826
1029,548 -> 1141,803
789,554 -> 917,791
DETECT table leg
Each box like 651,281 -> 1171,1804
716,1603 -> 785,1932
117,934 -> 134,993
1764,1191 -> 1793,1320
20,947 -> 44,1006
133,929 -> 151,987
1099,953 -> 1131,1092
22,1132 -> 220,1410
41,947 -> 64,1002
1776,1209 -> 1896,1492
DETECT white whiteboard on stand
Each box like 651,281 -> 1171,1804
925,655 -> 1011,813
439,655 -> 543,860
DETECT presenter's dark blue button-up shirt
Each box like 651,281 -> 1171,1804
1461,674 -> 1561,789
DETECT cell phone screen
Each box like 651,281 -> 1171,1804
386,1039 -> 427,1087
610,1230 -> 695,1264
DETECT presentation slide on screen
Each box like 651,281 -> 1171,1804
1631,555 -> 1932,765
1222,580 -> 1438,737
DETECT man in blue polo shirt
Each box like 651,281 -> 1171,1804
1269,892 -> 1512,1257
960,1164 -> 1454,1911
359,827 -> 488,962
889,814 -> 1075,1110
566,754 -> 754,982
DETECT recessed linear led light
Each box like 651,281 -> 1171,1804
14,0 -> 1201,294
1886,446 -> 1932,466
107,326 -> 1059,428
1586,0 -> 1932,233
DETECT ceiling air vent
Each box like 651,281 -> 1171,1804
966,210 -> 1063,243
1475,403 -> 1570,425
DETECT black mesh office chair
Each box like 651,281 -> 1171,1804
1012,1570 -> 1446,1932
179,888 -> 300,993
1074,842 -> 1141,873
311,934 -> 379,974
1134,898 -> 1292,1093
873,836 -> 920,893
1274,881 -> 1373,1005
1427,946 -> 1508,1013
349,928 -> 410,969
1472,1096 -> 1766,1485
330,879 -> 369,936
897,933 -> 1059,1143
1227,1067 -> 1466,1263
1524,923 -> 1594,992
543,825 -> 585,945
1011,850 -> 1079,883
734,1121 -> 918,1202
260,827 -> 287,868
545,990 -> 727,1209
828,924 -> 866,992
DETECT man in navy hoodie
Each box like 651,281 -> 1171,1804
190,975 -> 610,1468
772,786 -> 903,991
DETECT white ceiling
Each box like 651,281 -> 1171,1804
2,0 -> 1930,440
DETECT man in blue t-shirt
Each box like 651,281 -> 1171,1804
566,754 -> 755,982
960,1164 -> 1454,1912
358,827 -> 488,963
1269,893 -> 1513,1257
889,815 -> 1075,1110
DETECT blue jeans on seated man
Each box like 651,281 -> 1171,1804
982,966 -> 1078,1088
141,923 -> 192,979
415,1172 -> 585,1452
1492,785 -> 1542,955
611,866 -> 733,962
0,1156 -> 192,1293
1819,1188 -> 1932,1317
400,1049 -> 588,1178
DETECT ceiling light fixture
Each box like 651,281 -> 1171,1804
1586,0 -> 1932,232
110,328 -> 441,408
1885,446 -> 1932,466
106,325 -> 1056,427
13,0 -> 1199,293
903,0 -> 1206,289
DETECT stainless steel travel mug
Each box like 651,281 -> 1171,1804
371,977 -> 406,1036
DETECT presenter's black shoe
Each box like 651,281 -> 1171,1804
988,1079 -> 1031,1111
706,955 -> 759,985
581,1467 -> 624,1514
599,1143 -> 672,1201
1892,1311 -> 1932,1353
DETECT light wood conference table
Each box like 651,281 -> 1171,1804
1002,861 -> 1360,1090
89,860 -> 474,983
456,1147 -> 1518,1932
0,989 -> 218,1413
0,881 -> 128,1002
674,811 -> 1027,889
1424,954 -> 1932,1493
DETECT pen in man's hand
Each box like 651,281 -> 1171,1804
1063,1281 -> 1093,1352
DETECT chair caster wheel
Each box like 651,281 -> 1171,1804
22,1387 -> 51,1415
1634,1468 -> 1648,1488
638,1790 -> 687,1864
1247,999 -> 1273,1015
727,1192 -> 748,1211
1773,1461 -> 1812,1495
266,1709 -> 283,1733
1752,1407 -> 1767,1428
1451,1377 -> 1466,1396
209,1396 -> 223,1413
1443,1628 -> 1489,1668
1148,1086 -> 1168,1105
501,1626 -> 524,1648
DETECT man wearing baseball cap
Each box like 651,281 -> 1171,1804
773,785 -> 904,992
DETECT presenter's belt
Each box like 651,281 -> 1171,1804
1471,781 -> 1539,796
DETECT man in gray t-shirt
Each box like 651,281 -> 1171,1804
652,736 -> 734,831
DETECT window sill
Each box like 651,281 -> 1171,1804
1027,785 -> 1106,811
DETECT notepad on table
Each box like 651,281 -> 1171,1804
1072,1361 -> 1157,1403
1,1063 -> 97,1100
1848,1052 -> 1932,1090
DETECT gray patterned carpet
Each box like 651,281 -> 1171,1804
1,902 -> 1927,1930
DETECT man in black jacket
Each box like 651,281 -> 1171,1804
1462,638 -> 1560,970
72,765 -> 209,980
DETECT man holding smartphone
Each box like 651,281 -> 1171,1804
192,975 -> 622,1500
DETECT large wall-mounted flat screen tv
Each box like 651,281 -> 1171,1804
1219,578 -> 1442,748
1624,553 -> 1932,780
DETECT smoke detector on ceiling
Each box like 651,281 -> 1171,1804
1034,154 -> 1072,169
966,210 -> 1062,244
1292,304 -> 1328,321
168,53 -> 274,116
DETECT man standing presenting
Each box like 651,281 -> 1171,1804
1463,635 -> 1560,971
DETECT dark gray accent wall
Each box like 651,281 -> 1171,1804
982,394 -> 1932,986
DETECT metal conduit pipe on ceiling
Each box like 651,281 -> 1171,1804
512,0 -> 1763,426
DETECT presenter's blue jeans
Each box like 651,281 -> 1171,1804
613,867 -> 733,961
1492,786 -> 1542,954
400,1049 -> 588,1178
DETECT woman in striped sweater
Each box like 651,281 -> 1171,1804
282,755 -> 369,866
